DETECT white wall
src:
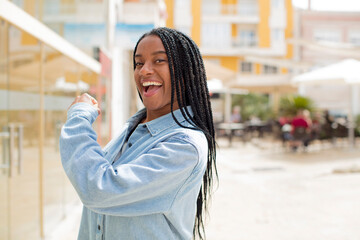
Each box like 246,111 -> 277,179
269,0 -> 286,50
111,47 -> 128,136
174,0 -> 192,36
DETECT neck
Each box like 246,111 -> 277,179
143,102 -> 180,123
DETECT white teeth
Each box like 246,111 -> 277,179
142,81 -> 162,87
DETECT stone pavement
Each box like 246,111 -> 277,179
50,138 -> 360,240
205,138 -> 360,240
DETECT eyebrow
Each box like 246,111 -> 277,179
135,50 -> 167,58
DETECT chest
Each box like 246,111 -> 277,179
103,125 -> 172,166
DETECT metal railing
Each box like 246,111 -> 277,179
232,37 -> 258,47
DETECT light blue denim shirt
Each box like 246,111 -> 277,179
60,103 -> 208,240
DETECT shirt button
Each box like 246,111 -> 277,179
98,225 -> 101,230
128,143 -> 132,147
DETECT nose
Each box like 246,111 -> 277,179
139,61 -> 154,76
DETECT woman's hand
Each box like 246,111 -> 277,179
69,93 -> 101,115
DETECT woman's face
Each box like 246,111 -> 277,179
134,35 -> 178,119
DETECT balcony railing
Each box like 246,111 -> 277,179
202,2 -> 258,16
232,37 -> 258,48
121,2 -> 162,25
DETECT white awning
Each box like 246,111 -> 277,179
203,59 -> 237,81
292,59 -> 360,85
227,74 -> 297,93
244,55 -> 312,71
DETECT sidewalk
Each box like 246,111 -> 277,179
50,138 -> 360,240
205,138 -> 360,240
47,202 -> 82,240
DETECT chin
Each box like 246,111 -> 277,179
143,102 -> 162,110
146,105 -> 167,111
145,102 -> 171,111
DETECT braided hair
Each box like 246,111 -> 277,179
133,27 -> 217,239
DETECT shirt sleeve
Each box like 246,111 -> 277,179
60,103 -> 202,217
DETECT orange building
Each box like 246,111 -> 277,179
164,0 -> 297,115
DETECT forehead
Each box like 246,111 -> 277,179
135,35 -> 165,55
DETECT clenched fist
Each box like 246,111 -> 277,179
69,93 -> 101,115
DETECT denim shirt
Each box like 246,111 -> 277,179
60,103 -> 208,240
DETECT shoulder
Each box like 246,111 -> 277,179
166,127 -> 208,165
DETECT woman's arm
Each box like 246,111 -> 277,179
60,103 -> 205,216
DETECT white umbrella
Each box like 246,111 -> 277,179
292,59 -> 360,85
292,59 -> 360,147
207,78 -> 248,123
207,78 -> 224,92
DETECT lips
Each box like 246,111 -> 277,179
142,81 -> 162,97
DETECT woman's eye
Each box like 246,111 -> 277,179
135,62 -> 143,67
155,59 -> 166,63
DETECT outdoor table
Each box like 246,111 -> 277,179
245,121 -> 267,138
216,123 -> 245,146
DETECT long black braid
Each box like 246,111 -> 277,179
133,27 -> 217,240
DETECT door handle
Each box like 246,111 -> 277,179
9,124 -> 15,177
0,129 -> 10,176
17,124 -> 23,174
1,124 -> 24,177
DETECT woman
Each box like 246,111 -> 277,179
60,27 -> 217,240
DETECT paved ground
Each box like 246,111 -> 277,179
205,138 -> 360,240
50,137 -> 360,240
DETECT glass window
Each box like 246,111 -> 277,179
43,0 -> 61,15
313,29 -> 341,43
202,0 -> 221,15
11,0 -> 42,20
201,23 -> 231,48
0,18 -> 9,240
174,0 -> 192,36
237,29 -> 257,47
8,23 -> 42,240
263,65 -> 278,74
271,28 -> 284,43
42,44 -> 82,235
0,20 -> 100,238
271,0 -> 284,9
241,62 -> 253,73
349,30 -> 360,46
237,0 -> 258,15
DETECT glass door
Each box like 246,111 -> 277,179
7,24 -> 41,240
42,45 -> 80,236
0,18 -> 9,240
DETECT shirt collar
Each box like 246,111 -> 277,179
129,106 -> 194,136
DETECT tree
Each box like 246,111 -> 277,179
279,95 -> 315,117
232,93 -> 274,121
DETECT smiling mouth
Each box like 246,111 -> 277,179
143,81 -> 162,94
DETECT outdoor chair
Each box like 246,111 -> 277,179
289,127 -> 311,151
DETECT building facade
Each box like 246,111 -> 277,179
299,10 -> 360,65
296,9 -> 360,116
164,0 -> 296,121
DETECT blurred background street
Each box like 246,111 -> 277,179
206,138 -> 360,240
1,0 -> 360,239
47,138 -> 360,240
